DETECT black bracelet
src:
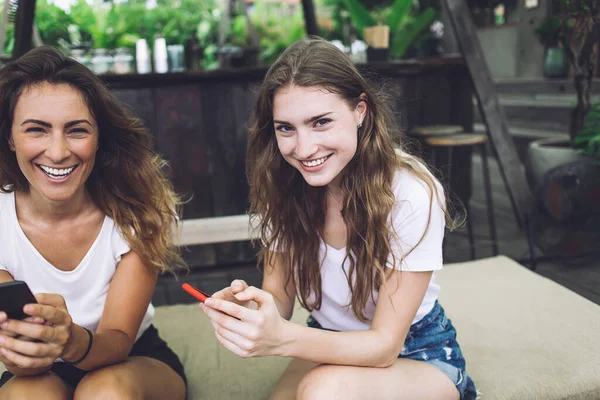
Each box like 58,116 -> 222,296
63,327 -> 93,366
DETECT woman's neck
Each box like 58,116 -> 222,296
326,184 -> 344,212
16,188 -> 94,223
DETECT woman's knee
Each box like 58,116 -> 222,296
296,365 -> 346,400
74,369 -> 142,400
0,372 -> 72,400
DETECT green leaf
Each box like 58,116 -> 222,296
391,8 -> 435,59
340,0 -> 377,30
386,0 -> 412,32
575,101 -> 600,160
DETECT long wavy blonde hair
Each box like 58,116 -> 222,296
247,38 -> 454,320
0,47 -> 183,273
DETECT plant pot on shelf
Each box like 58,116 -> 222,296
543,47 -> 568,78
240,47 -> 259,68
525,137 -> 588,188
525,137 -> 600,256
366,47 -> 389,62
364,25 -> 390,63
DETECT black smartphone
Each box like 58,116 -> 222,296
0,281 -> 38,320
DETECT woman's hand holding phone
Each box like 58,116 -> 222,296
0,311 -> 45,331
199,279 -> 258,335
0,310 -> 45,369
0,293 -> 73,369
211,280 -> 256,309
200,285 -> 288,358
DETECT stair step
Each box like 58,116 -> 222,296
474,103 -> 572,132
473,123 -> 567,139
471,91 -> 600,132
494,78 -> 600,96
473,123 -> 569,164
470,79 -> 592,162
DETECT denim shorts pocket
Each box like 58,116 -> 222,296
401,328 -> 457,358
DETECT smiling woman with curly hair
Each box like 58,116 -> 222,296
0,46 -> 186,399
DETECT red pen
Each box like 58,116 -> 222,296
182,283 -> 211,303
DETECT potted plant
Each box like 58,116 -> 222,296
535,15 -> 568,78
194,12 -> 221,70
575,101 -> 600,160
340,0 -> 436,62
527,0 -> 600,186
525,1 -> 600,256
250,1 -> 306,66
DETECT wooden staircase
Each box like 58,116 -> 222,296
473,78 -> 600,162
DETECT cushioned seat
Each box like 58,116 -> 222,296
2,256 -> 599,399
436,256 -> 600,400
154,301 -> 308,399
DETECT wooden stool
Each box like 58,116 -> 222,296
423,133 -> 498,260
411,124 -> 464,137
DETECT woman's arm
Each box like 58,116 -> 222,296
201,269 -> 431,368
281,269 -> 432,367
261,251 -> 296,320
0,251 -> 157,372
61,250 -> 157,371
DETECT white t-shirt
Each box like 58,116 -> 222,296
308,166 -> 446,331
0,191 -> 154,342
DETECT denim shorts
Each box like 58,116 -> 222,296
307,301 -> 477,400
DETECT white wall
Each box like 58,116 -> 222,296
476,25 -> 520,79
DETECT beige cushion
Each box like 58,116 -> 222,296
152,301 -> 308,400
436,256 -> 600,400
2,256 -> 599,400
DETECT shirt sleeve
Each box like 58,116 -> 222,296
388,173 -> 445,272
112,225 -> 132,263
262,222 -> 283,253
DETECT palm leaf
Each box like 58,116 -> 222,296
340,0 -> 377,31
391,7 -> 435,58
575,102 -> 600,159
386,0 -> 412,31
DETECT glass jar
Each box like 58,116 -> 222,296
90,48 -> 113,74
167,44 -> 185,72
69,48 -> 91,69
113,48 -> 135,74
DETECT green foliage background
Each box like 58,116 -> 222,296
2,0 -> 437,66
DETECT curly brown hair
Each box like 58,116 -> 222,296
0,46 -> 183,273
247,38 -> 453,321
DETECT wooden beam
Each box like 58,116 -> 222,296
12,0 -> 36,59
175,215 -> 259,246
442,0 -> 532,229
301,0 -> 319,36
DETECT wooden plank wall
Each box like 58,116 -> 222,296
107,61 -> 472,269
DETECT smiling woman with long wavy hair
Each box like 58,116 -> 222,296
199,38 -> 477,400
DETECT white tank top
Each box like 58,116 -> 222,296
0,191 -> 154,341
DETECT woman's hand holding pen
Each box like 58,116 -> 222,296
200,286 -> 288,358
